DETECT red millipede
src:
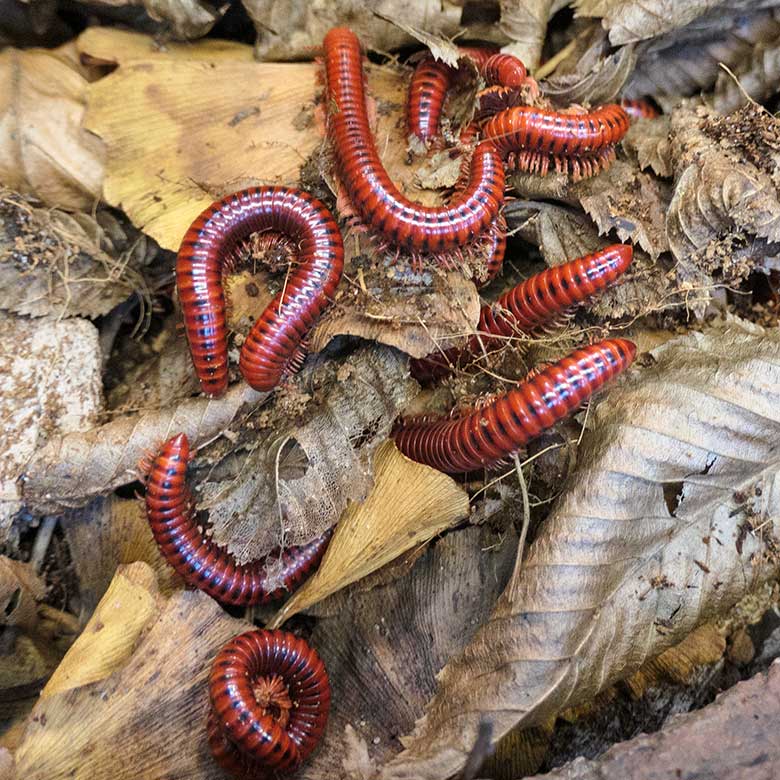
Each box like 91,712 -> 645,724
145,433 -> 331,605
396,338 -> 636,473
176,186 -> 344,397
621,97 -> 661,120
481,104 -> 630,180
482,53 -> 528,88
410,244 -> 633,382
208,628 -> 330,777
323,27 -> 505,253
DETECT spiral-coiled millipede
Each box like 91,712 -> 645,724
481,104 -> 631,180
145,433 -> 331,606
176,186 -> 344,397
323,27 -> 505,254
208,629 -> 330,777
410,244 -> 633,382
395,339 -> 637,473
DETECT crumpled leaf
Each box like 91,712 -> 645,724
201,347 -> 417,561
0,557 -> 45,633
379,320 -> 780,780
575,0 -> 778,46
0,45 -> 104,210
622,115 -> 672,178
1,314 -> 102,531
714,35 -> 780,113
299,524 -> 518,778
270,441 -> 469,625
0,188 -> 142,319
13,577 -> 248,780
373,13 -> 460,65
667,102 -> 780,300
84,0 -> 226,39
500,0 -> 554,70
541,32 -> 636,106
625,9 -> 780,100
20,381 -> 267,514
573,160 -> 671,260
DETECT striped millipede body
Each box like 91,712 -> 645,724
144,433 -> 331,606
323,27 -> 505,253
481,104 -> 630,180
176,186 -> 344,397
209,629 -> 330,777
410,244 -> 633,383
395,338 -> 636,473
621,97 -> 661,120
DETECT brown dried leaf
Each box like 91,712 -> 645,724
202,347 -> 416,561
714,35 -> 780,113
500,0 -> 554,70
625,9 -> 780,100
299,524 -> 518,778
13,576 -> 248,780
0,557 -> 44,633
373,13 -> 461,65
1,314 -> 102,530
667,103 -> 780,287
0,189 -> 141,319
271,441 -> 469,625
621,115 -> 672,178
380,321 -> 780,780
20,382 -> 267,514
573,159 -> 671,259
85,0 -> 225,39
0,46 -> 104,210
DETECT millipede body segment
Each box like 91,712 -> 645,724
410,244 -> 633,382
323,27 -> 505,253
145,433 -> 331,605
209,629 -> 330,777
481,104 -> 630,179
176,186 -> 344,397
396,338 -> 636,473
621,98 -> 661,120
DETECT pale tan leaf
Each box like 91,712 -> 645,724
500,0 -> 554,70
574,160 -> 671,259
667,103 -> 780,285
0,188 -> 142,319
270,441 -> 469,626
0,46 -> 103,210
621,115 -> 672,177
41,562 -> 162,697
202,347 -> 416,561
14,583 -> 249,780
20,382 -> 267,514
625,9 -> 780,99
714,36 -> 780,113
372,13 -> 461,65
380,321 -> 780,780
1,314 -> 102,530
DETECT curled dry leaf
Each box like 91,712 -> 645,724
540,32 -> 636,106
244,0 -> 505,61
20,381 -> 267,515
622,115 -> 672,178
714,35 -> 780,113
0,557 -> 45,633
201,347 -> 417,561
667,102 -> 780,302
1,314 -> 102,531
298,524 -> 518,778
270,440 -> 469,626
380,321 -> 780,780
0,45 -> 103,210
625,9 -> 780,100
60,496 -> 179,623
500,0 -> 554,70
83,0 -> 225,39
13,575 -> 249,780
0,188 -> 142,319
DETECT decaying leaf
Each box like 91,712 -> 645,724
667,102 -> 780,307
1,313 -> 102,531
500,0 -> 554,70
0,45 -> 103,210
201,347 -> 416,561
380,320 -> 780,780
83,0 -> 226,39
299,524 -> 519,778
0,557 -> 45,633
13,578 -> 248,780
625,9 -> 780,100
20,381 -> 267,515
714,35 -> 780,113
0,188 -> 143,319
270,441 -> 469,625
622,115 -> 672,178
